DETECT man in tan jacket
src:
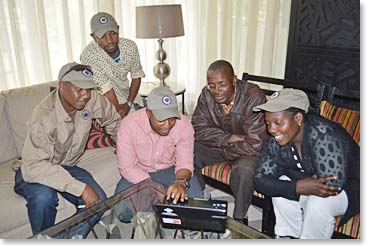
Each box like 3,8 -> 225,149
14,62 -> 121,238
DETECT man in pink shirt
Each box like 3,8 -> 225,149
114,86 -> 203,220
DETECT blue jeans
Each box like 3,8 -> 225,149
14,165 -> 107,238
114,166 -> 203,223
115,165 -> 204,198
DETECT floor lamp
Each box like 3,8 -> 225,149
136,4 -> 184,87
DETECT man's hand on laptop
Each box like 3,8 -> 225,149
166,180 -> 189,204
167,169 -> 191,204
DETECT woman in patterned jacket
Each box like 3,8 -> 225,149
252,88 -> 359,239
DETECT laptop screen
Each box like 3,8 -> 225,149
155,198 -> 228,233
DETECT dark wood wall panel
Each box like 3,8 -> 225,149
285,0 -> 360,94
293,51 -> 359,90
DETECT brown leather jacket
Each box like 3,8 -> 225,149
192,80 -> 268,160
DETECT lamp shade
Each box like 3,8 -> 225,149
136,4 -> 184,39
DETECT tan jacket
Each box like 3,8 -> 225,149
21,89 -> 121,196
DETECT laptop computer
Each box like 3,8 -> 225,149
155,198 -> 228,233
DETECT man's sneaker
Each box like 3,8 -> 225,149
220,229 -> 232,239
175,230 -> 202,239
202,229 -> 231,239
98,217 -> 122,239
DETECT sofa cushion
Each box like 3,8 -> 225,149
0,159 -> 68,236
201,161 -> 231,184
78,147 -> 120,197
0,182 -> 29,235
0,147 -> 119,238
0,93 -> 18,164
334,213 -> 360,239
3,82 -> 58,156
320,100 -> 360,144
201,161 -> 265,199
320,100 -> 360,239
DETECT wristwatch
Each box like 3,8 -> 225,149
175,178 -> 190,190
126,101 -> 134,108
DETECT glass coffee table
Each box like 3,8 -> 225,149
31,178 -> 271,239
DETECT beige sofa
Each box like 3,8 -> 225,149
0,82 -> 121,239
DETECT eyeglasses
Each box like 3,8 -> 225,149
59,64 -> 93,82
206,81 -> 228,92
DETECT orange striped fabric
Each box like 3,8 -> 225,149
334,214 -> 360,239
319,101 -> 360,144
320,100 -> 360,239
86,119 -> 115,149
201,161 -> 265,198
202,161 -> 231,184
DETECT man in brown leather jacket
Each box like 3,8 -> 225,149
191,60 -> 267,224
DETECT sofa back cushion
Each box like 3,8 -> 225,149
3,82 -> 58,156
0,93 -> 18,164
319,100 -> 360,144
320,100 -> 360,239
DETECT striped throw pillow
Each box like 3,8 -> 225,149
86,119 -> 115,149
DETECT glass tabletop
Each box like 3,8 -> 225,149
31,178 -> 271,239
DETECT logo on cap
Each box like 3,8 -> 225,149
270,91 -> 279,99
162,95 -> 172,105
99,16 -> 108,24
82,69 -> 92,77
82,110 -> 90,120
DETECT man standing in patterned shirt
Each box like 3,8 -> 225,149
81,12 -> 145,118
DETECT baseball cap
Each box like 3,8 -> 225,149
90,12 -> 119,38
147,86 -> 180,121
253,88 -> 310,113
58,62 -> 98,89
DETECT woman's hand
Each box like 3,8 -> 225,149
296,175 -> 341,197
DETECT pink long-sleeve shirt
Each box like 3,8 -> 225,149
116,108 -> 195,184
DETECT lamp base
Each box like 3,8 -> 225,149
153,38 -> 171,87
153,63 -> 170,87
158,81 -> 170,88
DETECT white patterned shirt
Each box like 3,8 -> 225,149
80,38 -> 145,105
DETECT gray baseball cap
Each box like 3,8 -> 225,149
253,88 -> 310,113
90,12 -> 119,38
147,86 -> 180,121
58,62 -> 98,89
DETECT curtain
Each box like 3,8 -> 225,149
0,0 -> 291,114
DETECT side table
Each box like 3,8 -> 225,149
139,82 -> 186,114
